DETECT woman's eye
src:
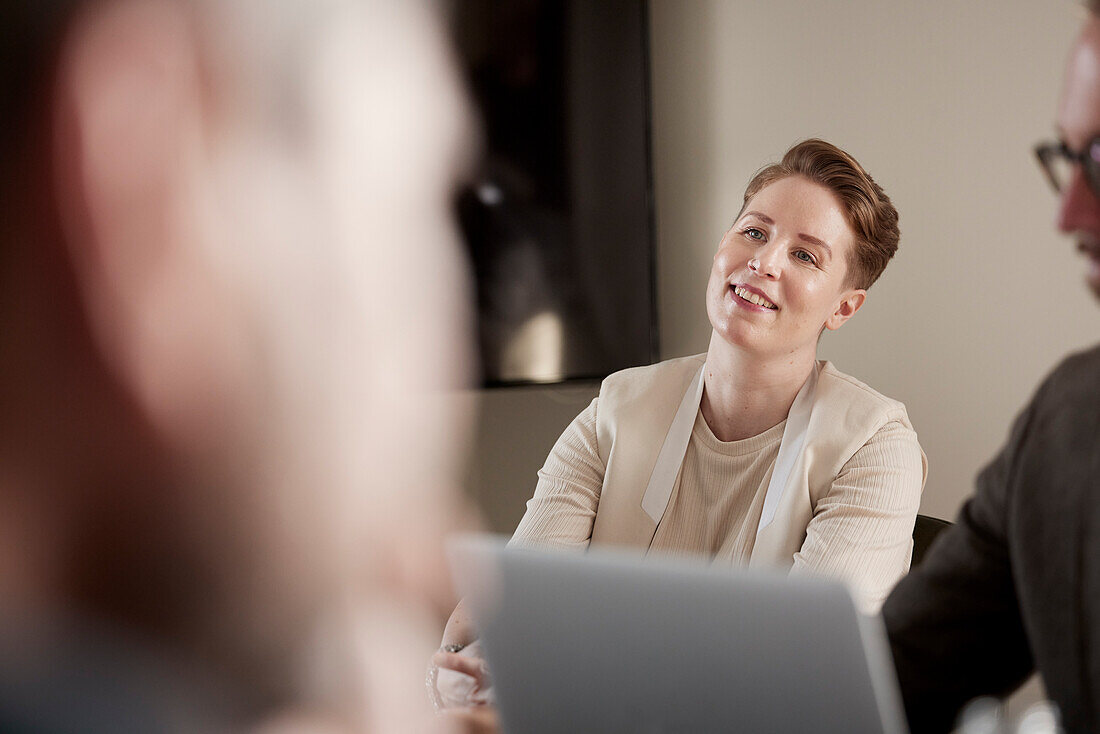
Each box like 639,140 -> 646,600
794,250 -> 816,264
743,227 -> 765,241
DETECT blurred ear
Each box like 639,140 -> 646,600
52,0 -> 207,413
823,288 -> 866,331
54,0 -> 202,304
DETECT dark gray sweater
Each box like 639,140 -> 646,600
884,344 -> 1100,733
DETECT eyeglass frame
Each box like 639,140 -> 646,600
1034,135 -> 1100,198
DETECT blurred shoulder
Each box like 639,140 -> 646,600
1040,343 -> 1100,399
1015,343 -> 1100,439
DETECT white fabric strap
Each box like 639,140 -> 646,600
640,364 -> 706,522
639,361 -> 820,534
756,363 -> 818,534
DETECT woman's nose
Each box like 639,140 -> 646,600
748,247 -> 781,279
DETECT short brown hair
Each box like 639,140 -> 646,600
741,139 -> 900,290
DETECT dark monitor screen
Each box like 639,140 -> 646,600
451,0 -> 657,386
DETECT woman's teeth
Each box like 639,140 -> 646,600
733,285 -> 776,309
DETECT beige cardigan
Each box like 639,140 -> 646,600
513,354 -> 927,613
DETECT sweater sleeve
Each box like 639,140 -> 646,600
508,398 -> 604,550
789,418 -> 926,614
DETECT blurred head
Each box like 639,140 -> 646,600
706,140 -> 897,359
1054,5 -> 1100,299
0,0 -> 475,728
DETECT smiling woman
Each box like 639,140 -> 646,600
430,139 -> 926,711
709,177 -> 865,358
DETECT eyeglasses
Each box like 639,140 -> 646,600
1035,136 -> 1100,197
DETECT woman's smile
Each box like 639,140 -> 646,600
730,283 -> 778,311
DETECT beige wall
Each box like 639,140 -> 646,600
465,0 -> 1100,532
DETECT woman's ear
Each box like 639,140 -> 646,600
824,289 -> 867,331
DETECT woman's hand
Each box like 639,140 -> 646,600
427,640 -> 494,710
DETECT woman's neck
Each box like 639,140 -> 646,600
700,332 -> 817,442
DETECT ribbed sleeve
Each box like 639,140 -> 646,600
510,398 -> 603,550
790,419 -> 925,613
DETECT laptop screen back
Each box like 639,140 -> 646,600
450,536 -> 907,734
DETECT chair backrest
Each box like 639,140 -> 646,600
912,514 -> 952,567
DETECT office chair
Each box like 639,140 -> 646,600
912,514 -> 952,567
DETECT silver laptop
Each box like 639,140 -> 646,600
449,535 -> 908,734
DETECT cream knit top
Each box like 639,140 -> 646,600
512,396 -> 923,612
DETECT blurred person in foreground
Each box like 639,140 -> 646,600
0,0 -> 483,732
883,3 -> 1100,732
430,139 -> 927,713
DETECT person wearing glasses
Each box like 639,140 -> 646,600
431,139 -> 928,713
883,5 -> 1100,733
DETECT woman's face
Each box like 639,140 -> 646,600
705,175 -> 867,358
